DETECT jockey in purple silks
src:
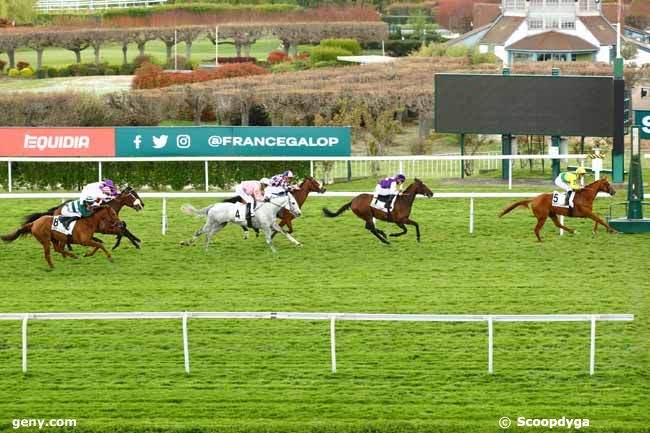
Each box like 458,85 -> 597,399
265,170 -> 295,198
80,179 -> 119,205
374,174 -> 406,220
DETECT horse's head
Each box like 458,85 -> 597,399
597,176 -> 616,196
412,178 -> 433,198
120,186 -> 144,211
95,206 -> 123,234
282,192 -> 302,218
300,176 -> 327,194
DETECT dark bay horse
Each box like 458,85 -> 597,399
499,177 -> 617,241
322,179 -> 433,244
23,186 -> 144,249
2,206 -> 123,269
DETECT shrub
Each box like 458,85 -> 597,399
8,68 -> 20,78
36,67 -> 48,79
20,67 -> 34,78
165,55 -> 188,70
445,45 -> 470,57
271,62 -> 295,74
58,66 -> 71,77
311,60 -> 339,68
384,40 -> 422,57
185,60 -> 198,71
415,42 -> 447,57
85,65 -> 101,76
134,54 -> 159,68
320,38 -> 361,56
267,51 -> 291,65
470,50 -> 500,65
47,66 -> 59,78
119,63 -> 137,75
68,63 -> 84,76
295,51 -> 310,61
0,59 -> 6,72
17,61 -> 30,70
103,67 -> 117,75
309,46 -> 352,65
132,62 -> 269,90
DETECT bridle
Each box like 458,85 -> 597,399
266,193 -> 301,217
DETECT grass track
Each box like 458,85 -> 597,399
0,180 -> 648,432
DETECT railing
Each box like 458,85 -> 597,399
0,312 -> 633,376
35,0 -> 168,12
1,154 -> 594,193
0,191 -> 615,236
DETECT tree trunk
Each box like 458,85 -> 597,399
72,49 -> 82,64
291,44 -> 298,57
185,41 -> 192,62
282,40 -> 290,56
165,42 -> 173,63
418,112 -> 431,141
7,49 -> 15,68
235,41 -> 242,58
36,48 -> 43,69
240,106 -> 250,126
138,42 -> 146,57
243,43 -> 251,58
94,45 -> 100,65
122,43 -> 128,65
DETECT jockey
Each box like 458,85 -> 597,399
235,177 -> 269,218
265,170 -> 295,198
374,174 -> 406,220
80,179 -> 118,204
554,167 -> 587,207
58,195 -> 97,231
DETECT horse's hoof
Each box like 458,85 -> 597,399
295,243 -> 303,248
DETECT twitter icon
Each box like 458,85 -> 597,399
152,135 -> 168,149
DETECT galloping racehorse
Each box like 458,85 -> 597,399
180,193 -> 302,253
499,177 -> 617,241
2,206 -> 123,269
322,178 -> 434,244
23,186 -> 145,249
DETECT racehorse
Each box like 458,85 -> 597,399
179,193 -> 302,253
22,186 -> 144,249
224,177 -> 326,237
2,206 -> 123,269
322,178 -> 434,244
499,177 -> 617,241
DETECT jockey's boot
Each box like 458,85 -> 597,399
565,191 -> 572,207
58,216 -> 77,230
246,203 -> 253,228
385,204 -> 393,222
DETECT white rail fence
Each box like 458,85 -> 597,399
0,312 -> 633,376
1,154 -> 597,193
0,191 -> 614,236
36,0 -> 168,12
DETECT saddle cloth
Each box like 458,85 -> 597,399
51,216 -> 77,235
371,196 -> 396,212
552,191 -> 569,208
231,203 -> 247,223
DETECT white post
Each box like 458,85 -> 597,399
98,161 -> 102,182
560,215 -> 564,236
310,160 -> 314,178
488,316 -> 493,374
399,160 -> 404,174
589,316 -> 596,376
215,26 -> 219,67
162,198 -> 167,236
616,0 -> 621,58
381,40 -> 385,57
469,198 -> 474,234
22,314 -> 28,373
204,160 -> 209,192
508,159 -> 512,190
182,312 -> 190,375
330,316 -> 337,373
174,29 -> 178,71
7,161 -> 12,193
579,159 -> 585,186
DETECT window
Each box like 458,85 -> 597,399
561,18 -> 575,29
545,17 -> 559,29
529,18 -> 543,29
530,0 -> 543,9
547,0 -> 559,7
513,52 -> 533,62
537,53 -> 552,61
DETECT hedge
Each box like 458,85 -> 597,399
309,46 -> 352,64
319,38 -> 361,55
1,161 -> 310,191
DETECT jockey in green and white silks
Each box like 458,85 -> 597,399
554,167 -> 587,207
58,196 -> 97,230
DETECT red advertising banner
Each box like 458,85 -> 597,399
0,128 -> 115,157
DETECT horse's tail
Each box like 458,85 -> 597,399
180,204 -> 213,218
222,196 -> 240,203
323,201 -> 352,218
1,223 -> 33,243
23,203 -> 62,225
499,199 -> 532,217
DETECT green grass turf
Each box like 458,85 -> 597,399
0,179 -> 648,432
0,37 -> 312,69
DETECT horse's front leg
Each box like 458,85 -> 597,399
82,239 -> 113,262
263,226 -> 277,253
180,224 -> 206,246
271,223 -> 302,247
586,211 -> 617,234
592,220 -> 599,236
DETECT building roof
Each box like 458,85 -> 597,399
447,21 -> 493,46
506,31 -> 599,52
601,3 -> 625,26
579,15 -> 617,45
473,3 -> 501,29
480,16 -> 525,45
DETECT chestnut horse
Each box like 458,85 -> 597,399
22,186 -> 144,249
499,177 -> 617,241
2,206 -> 123,269
322,179 -> 433,244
